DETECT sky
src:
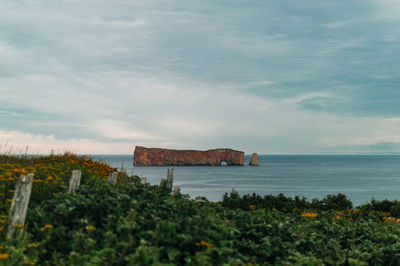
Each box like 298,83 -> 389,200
1,0 -> 400,154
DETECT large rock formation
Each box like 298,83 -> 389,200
249,153 -> 259,166
134,146 -> 244,166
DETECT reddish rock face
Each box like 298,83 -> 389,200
134,146 -> 244,166
249,153 -> 259,166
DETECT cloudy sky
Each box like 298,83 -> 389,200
1,0 -> 400,154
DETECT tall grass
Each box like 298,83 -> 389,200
0,142 -> 35,166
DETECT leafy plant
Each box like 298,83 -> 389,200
1,154 -> 400,265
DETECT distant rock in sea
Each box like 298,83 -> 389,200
134,146 -> 244,166
249,153 -> 259,166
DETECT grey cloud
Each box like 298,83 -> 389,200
327,142 -> 400,154
1,0 -> 400,153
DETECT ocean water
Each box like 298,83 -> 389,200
91,155 -> 400,206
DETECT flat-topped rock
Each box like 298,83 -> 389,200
134,146 -> 244,166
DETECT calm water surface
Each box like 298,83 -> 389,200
91,155 -> 400,206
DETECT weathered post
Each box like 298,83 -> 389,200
160,168 -> 174,189
68,170 -> 81,194
160,178 -> 167,186
108,172 -> 118,184
140,177 -> 147,185
166,168 -> 174,189
120,162 -> 127,174
171,186 -> 181,197
6,173 -> 34,238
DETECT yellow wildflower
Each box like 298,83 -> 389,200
40,224 -> 54,231
0,219 -> 6,224
196,240 -> 212,250
24,259 -> 35,265
5,199 -> 12,203
0,245 -> 3,250
341,209 -> 361,215
383,217 -> 400,223
0,227 -> 4,231
46,176 -> 53,181
249,205 -> 256,210
301,212 -> 318,218
86,225 -> 95,231
247,257 -> 256,266
19,169 -> 28,175
0,253 -> 9,260
14,224 -> 24,229
28,243 -> 39,248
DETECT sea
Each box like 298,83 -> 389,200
91,154 -> 400,206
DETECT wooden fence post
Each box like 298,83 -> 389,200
120,162 -> 127,174
171,186 -> 181,197
160,178 -> 166,186
108,172 -> 118,184
68,170 -> 81,194
6,173 -> 34,238
160,168 -> 174,189
167,168 -> 174,189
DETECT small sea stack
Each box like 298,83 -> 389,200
249,153 -> 259,166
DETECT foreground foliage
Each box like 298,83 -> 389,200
1,154 -> 400,265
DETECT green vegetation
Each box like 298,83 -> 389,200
1,154 -> 400,265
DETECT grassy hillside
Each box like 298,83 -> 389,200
1,154 -> 400,265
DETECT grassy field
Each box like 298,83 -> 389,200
1,153 -> 400,265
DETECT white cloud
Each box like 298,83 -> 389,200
89,119 -> 161,140
215,34 -> 294,57
1,0 -> 400,155
0,130 -> 142,154
369,0 -> 400,22
321,18 -> 364,29
287,92 -> 335,104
